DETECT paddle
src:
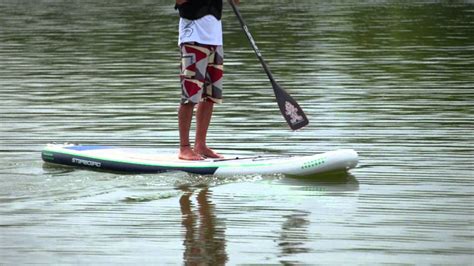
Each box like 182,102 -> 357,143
228,0 -> 309,130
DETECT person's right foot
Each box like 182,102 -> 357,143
179,146 -> 203,161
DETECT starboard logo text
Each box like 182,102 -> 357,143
72,158 -> 101,168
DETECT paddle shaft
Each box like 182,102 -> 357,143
227,0 -> 277,86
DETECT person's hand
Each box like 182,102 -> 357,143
176,0 -> 187,5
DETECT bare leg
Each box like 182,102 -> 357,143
178,103 -> 203,160
194,100 -> 223,158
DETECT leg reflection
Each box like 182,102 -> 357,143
180,187 -> 227,265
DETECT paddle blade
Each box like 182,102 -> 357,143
273,83 -> 309,130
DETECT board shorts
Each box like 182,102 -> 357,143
180,42 -> 224,104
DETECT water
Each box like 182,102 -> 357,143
1,0 -> 473,264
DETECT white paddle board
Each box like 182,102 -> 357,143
41,144 -> 358,176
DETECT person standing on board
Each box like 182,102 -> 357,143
175,0 -> 240,160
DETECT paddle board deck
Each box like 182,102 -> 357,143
41,144 -> 358,176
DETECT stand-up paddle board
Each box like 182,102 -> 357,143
41,144 -> 358,176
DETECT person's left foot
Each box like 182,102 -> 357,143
194,146 -> 224,159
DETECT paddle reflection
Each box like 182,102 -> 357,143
278,211 -> 311,262
180,187 -> 227,265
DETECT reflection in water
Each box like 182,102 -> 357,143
180,187 -> 227,265
278,211 -> 311,264
284,172 -> 360,193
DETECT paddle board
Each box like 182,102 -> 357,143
41,144 -> 358,176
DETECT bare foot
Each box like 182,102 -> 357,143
179,146 -> 203,161
194,145 -> 224,159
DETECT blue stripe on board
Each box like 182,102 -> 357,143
65,145 -> 114,151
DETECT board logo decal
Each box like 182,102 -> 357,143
72,158 -> 101,168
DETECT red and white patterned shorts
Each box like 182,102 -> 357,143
180,43 -> 224,104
